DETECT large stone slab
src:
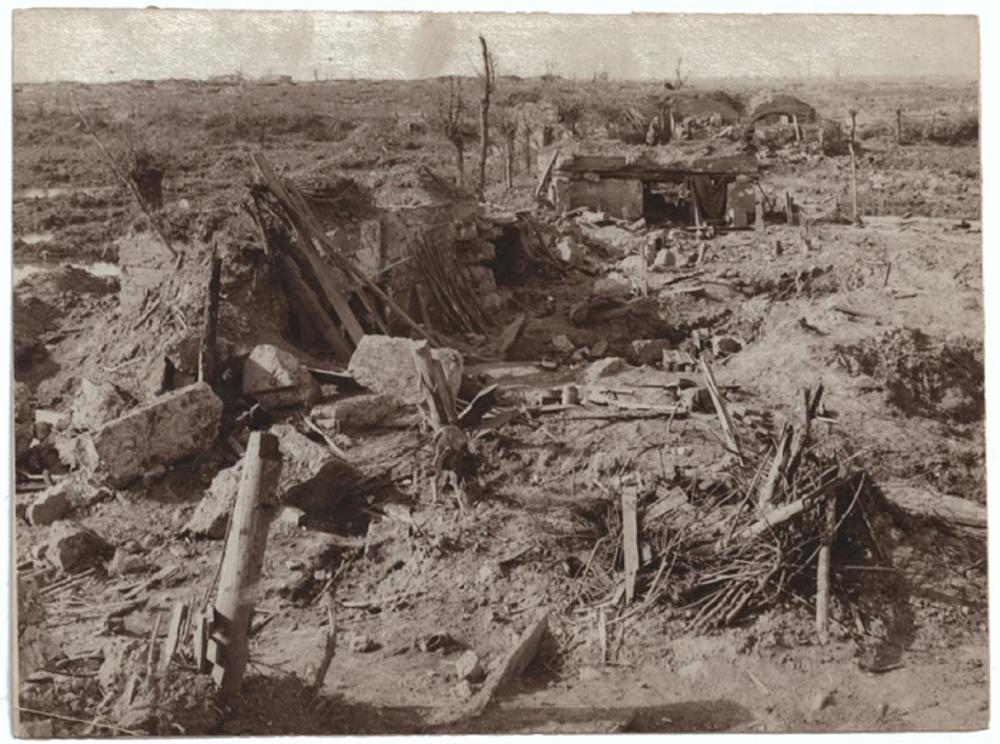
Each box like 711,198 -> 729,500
79,382 -> 223,488
347,335 -> 463,406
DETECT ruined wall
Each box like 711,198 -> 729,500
551,176 -> 644,220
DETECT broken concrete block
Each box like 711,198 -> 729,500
27,481 -> 74,526
583,357 -> 626,384
243,344 -> 321,409
348,335 -> 463,406
78,382 -> 223,488
72,378 -> 127,432
311,394 -> 406,432
46,522 -> 114,574
551,334 -> 575,354
627,339 -> 673,366
456,650 -> 486,682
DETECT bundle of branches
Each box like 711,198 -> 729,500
574,383 -> 881,638
410,231 -> 490,334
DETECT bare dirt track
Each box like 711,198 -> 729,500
11,74 -> 986,736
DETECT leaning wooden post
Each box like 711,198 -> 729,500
208,432 -> 282,703
199,247 -> 223,384
816,493 -> 836,645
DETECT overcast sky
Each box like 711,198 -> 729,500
12,10 -> 979,83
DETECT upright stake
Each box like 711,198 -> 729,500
208,432 -> 282,702
816,493 -> 836,645
199,247 -> 223,385
848,142 -> 860,225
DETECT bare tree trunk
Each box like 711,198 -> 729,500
454,141 -> 464,188
477,35 -> 494,200
522,125 -> 532,172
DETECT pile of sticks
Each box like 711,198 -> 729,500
575,379 -> 876,641
410,232 -> 489,334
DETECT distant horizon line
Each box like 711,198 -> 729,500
14,71 -> 980,86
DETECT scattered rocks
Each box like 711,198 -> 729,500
627,338 -> 673,366
185,422 -> 351,537
551,334 -> 575,354
679,386 -> 713,413
14,381 -> 33,461
78,382 -> 223,488
26,480 -> 74,526
182,463 -> 242,539
555,236 -> 583,265
455,650 -> 485,682
349,633 -> 379,653
72,378 -> 127,432
712,335 -> 744,356
347,335 -> 463,406
45,522 -> 114,574
811,690 -> 835,712
583,357 -> 626,383
107,548 -> 151,577
242,344 -> 321,409
653,248 -> 677,270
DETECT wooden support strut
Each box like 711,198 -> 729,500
207,432 -> 283,702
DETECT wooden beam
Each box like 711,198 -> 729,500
277,254 -> 353,361
467,610 -> 549,717
208,432 -> 283,702
250,153 -> 366,344
534,149 -> 560,200
621,488 -> 640,605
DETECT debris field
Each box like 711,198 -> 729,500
11,72 -> 986,735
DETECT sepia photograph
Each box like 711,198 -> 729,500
6,4 -> 988,737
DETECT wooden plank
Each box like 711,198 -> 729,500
534,149 -> 560,200
250,152 -> 366,344
699,357 -> 743,465
160,601 -> 190,672
277,254 -> 353,361
467,610 -> 549,717
757,423 -> 792,510
208,432 -> 283,702
816,495 -> 835,645
621,489 -> 640,605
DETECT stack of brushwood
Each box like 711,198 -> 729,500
572,383 -> 883,641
